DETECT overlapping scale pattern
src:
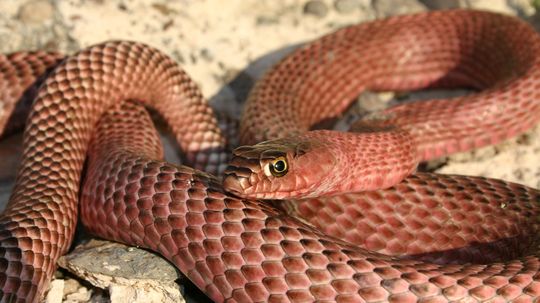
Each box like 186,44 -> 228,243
240,10 -> 540,161
1,9 -> 540,303
83,103 -> 540,302
0,41 -> 227,302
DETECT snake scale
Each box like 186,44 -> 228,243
1,8 -> 540,303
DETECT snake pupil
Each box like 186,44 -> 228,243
269,157 -> 288,177
274,160 -> 285,172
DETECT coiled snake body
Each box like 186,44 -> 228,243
1,9 -> 540,303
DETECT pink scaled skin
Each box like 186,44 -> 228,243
2,8 -> 540,303
83,101 -> 540,303
0,41 -> 229,302
224,128 -> 417,199
223,9 -> 540,200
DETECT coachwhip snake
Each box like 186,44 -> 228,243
1,8 -> 540,303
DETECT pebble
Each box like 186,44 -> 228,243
64,278 -> 83,296
372,0 -> 427,17
64,287 -> 91,302
256,15 -> 279,25
419,0 -> 462,9
18,0 -> 54,24
200,48 -> 214,62
303,0 -> 329,17
334,0 -> 361,14
44,280 -> 64,303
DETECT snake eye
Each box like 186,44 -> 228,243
269,156 -> 288,177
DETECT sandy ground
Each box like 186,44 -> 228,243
1,0 -> 540,302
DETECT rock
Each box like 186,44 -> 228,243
58,240 -> 185,303
255,15 -> 279,25
419,0 -> 463,9
63,278 -> 84,297
199,48 -> 214,62
45,279 -> 64,303
303,0 -> 329,17
18,0 -> 54,24
447,145 -> 498,162
334,0 -> 362,13
333,92 -> 393,132
468,0 -> 535,16
372,0 -> 427,17
64,286 -> 92,302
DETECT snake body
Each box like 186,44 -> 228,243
0,8 -> 540,303
223,9 -> 540,199
0,42 -> 229,302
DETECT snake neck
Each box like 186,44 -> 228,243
310,129 -> 419,197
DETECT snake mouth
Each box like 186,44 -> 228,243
222,170 -> 296,199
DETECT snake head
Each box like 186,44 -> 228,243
222,137 -> 337,199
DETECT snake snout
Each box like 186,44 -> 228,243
222,173 -> 248,196
222,152 -> 261,196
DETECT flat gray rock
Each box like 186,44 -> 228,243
58,240 -> 184,303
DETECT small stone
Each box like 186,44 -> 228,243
517,125 -> 540,145
466,0 -> 537,19
200,48 -> 214,62
63,278 -> 83,296
152,3 -> 177,16
64,287 -> 91,302
446,145 -> 496,163
44,279 -> 64,303
419,0 -> 463,9
256,15 -> 279,25
334,0 -> 361,14
18,0 -> 54,24
465,0 -> 514,14
303,0 -> 329,18
372,0 -> 427,17
357,91 -> 392,112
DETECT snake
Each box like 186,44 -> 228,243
0,8 -> 540,303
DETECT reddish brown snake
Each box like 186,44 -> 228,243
1,9 -> 540,303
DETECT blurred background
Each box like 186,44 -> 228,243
1,0 -> 540,302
